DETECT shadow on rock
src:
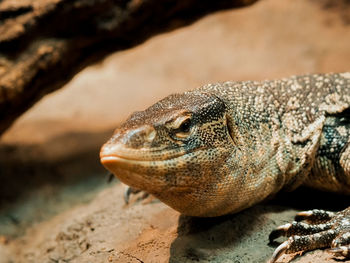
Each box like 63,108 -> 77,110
169,205 -> 278,263
169,188 -> 349,263
0,128 -> 116,237
268,187 -> 349,212
0,129 -> 114,205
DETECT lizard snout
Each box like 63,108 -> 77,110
100,125 -> 156,162
100,124 -> 164,187
121,125 -> 156,148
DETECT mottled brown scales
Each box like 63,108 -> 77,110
100,73 -> 350,262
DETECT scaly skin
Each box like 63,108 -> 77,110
100,73 -> 350,262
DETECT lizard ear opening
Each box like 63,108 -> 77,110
225,114 -> 236,145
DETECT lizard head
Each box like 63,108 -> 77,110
100,91 -> 235,216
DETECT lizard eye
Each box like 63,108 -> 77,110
171,115 -> 193,139
178,118 -> 191,133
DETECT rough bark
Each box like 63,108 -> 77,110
0,0 -> 257,136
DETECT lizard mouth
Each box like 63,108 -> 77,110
100,149 -> 194,167
100,142 -> 188,162
100,155 -> 157,166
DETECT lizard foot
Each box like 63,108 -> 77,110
123,184 -> 149,204
269,207 -> 350,263
105,173 -> 149,204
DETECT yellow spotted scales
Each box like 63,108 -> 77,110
100,73 -> 350,262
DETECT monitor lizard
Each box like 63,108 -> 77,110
100,72 -> 350,262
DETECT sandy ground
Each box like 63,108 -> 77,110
0,184 -> 347,263
0,0 -> 349,262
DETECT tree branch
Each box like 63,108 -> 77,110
0,0 -> 258,136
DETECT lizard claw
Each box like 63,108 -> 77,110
269,207 -> 350,262
327,245 -> 350,257
123,184 -> 140,204
123,185 -> 132,204
107,172 -> 115,183
268,241 -> 289,263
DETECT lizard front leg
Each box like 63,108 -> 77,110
269,208 -> 350,262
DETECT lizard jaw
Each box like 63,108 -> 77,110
100,153 -> 202,197
100,144 -> 209,187
100,153 -> 164,191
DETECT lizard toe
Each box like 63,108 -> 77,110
326,208 -> 350,258
269,230 -> 337,263
295,209 -> 335,223
269,221 -> 332,242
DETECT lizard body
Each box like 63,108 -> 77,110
100,73 -> 350,261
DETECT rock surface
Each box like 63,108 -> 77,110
1,183 -> 347,263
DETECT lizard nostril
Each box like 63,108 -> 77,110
145,127 -> 156,143
125,125 -> 156,147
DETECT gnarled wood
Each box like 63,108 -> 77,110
0,0 -> 257,136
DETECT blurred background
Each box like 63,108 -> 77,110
0,0 -> 349,261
